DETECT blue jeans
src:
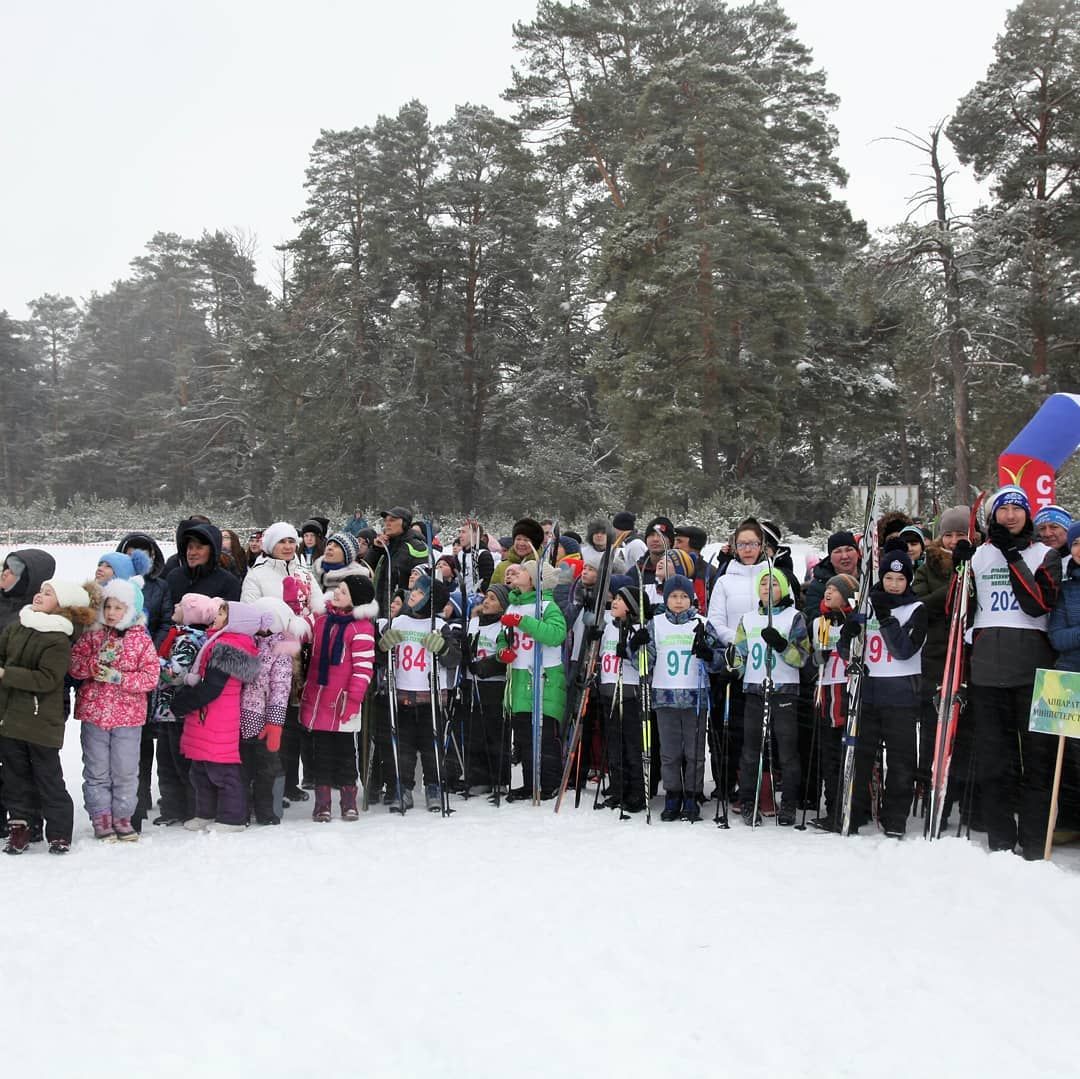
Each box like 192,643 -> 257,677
81,723 -> 143,820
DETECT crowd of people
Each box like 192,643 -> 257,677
0,489 -> 1074,860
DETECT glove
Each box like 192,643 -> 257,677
838,616 -> 865,644
871,598 -> 892,623
951,538 -> 975,568
691,621 -> 713,661
497,647 -> 517,664
94,665 -> 123,685
258,724 -> 283,753
422,631 -> 447,655
378,628 -> 404,651
629,626 -> 650,649
615,628 -> 630,661
760,626 -> 787,652
500,612 -> 523,628
988,521 -> 1021,561
282,576 -> 309,614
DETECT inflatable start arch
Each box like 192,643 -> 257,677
998,393 -> 1080,511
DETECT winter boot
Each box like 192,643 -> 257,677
682,793 -> 701,823
183,817 -> 213,831
661,792 -> 683,822
340,785 -> 359,822
92,813 -> 115,841
48,838 -> 71,855
425,784 -> 443,812
113,817 -> 139,842
312,785 -> 333,823
777,796 -> 797,826
741,803 -> 761,827
3,819 -> 31,855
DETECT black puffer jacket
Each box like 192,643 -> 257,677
0,548 -> 56,631
117,531 -> 174,645
165,522 -> 242,603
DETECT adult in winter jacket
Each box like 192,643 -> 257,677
1049,524 -> 1080,671
489,517 -> 544,587
802,530 -> 862,624
165,521 -> 241,604
0,549 -> 56,631
117,532 -> 174,644
242,522 -> 325,617
957,485 -> 1061,859
365,507 -> 430,600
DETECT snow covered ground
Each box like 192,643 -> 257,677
5,544 -> 1080,1078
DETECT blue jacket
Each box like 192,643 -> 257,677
1049,559 -> 1080,672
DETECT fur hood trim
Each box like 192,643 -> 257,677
207,642 -> 262,684
19,607 -> 74,636
924,539 -> 954,579
352,601 -> 379,621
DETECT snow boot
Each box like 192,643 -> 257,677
777,799 -> 797,826
48,838 -> 71,855
741,803 -> 761,827
340,785 -> 359,822
3,819 -> 31,855
92,813 -> 115,841
312,785 -> 333,823
113,817 -> 138,842
661,792 -> 683,822
682,793 -> 701,823
183,817 -> 213,831
425,785 -> 443,812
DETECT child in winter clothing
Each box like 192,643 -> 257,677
732,566 -> 811,825
809,574 -> 856,830
0,579 -> 94,854
838,539 -> 927,837
497,560 -> 568,801
464,584 -> 511,795
151,593 -> 217,824
642,574 -> 721,822
300,573 -> 377,822
240,597 -> 309,824
170,601 -> 266,831
598,579 -> 647,813
69,579 -> 160,841
378,574 -> 461,811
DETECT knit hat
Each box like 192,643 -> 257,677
1067,523 -> 1080,549
98,550 -> 151,581
300,518 -> 325,539
674,523 -> 707,550
937,506 -> 970,537
644,516 -> 675,542
826,573 -> 858,606
497,536 -> 513,552
43,578 -> 92,611
1034,504 -> 1072,531
175,593 -> 222,627
662,549 -> 695,578
98,578 -> 145,630
512,517 -> 545,551
663,574 -> 695,604
343,573 -> 378,617
612,511 -> 636,531
580,546 -> 605,571
520,559 -> 559,593
262,521 -> 299,555
879,537 -> 914,586
221,601 -> 273,638
827,530 -> 858,554
898,524 -> 927,549
558,535 -> 582,557
613,584 -> 641,623
609,573 -> 633,596
754,565 -> 791,603
325,531 -> 360,564
485,584 -> 511,612
250,596 -> 311,639
989,484 -> 1031,519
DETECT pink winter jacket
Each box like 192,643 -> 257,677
69,625 -> 159,730
239,632 -> 297,739
178,631 -> 260,764
299,611 -> 375,732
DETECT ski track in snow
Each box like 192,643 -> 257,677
4,545 -> 1080,1078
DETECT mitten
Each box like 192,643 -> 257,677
497,647 -> 517,664
500,612 -> 523,628
378,628 -> 404,651
838,616 -> 864,644
760,626 -> 787,652
691,622 -> 713,661
871,598 -> 892,623
259,724 -> 283,753
95,665 -> 123,685
951,539 -> 975,568
422,631 -> 447,655
988,521 -> 1021,561
629,626 -> 650,649
282,576 -> 309,614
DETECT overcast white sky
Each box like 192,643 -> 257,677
1,0 -> 1015,319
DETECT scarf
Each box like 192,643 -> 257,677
317,608 -> 355,686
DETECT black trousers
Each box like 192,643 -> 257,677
511,711 -> 561,796
600,689 -> 645,804
851,702 -> 918,835
0,735 -> 74,843
241,735 -> 285,821
973,683 -> 1055,856
310,730 -> 359,788
397,701 -> 441,791
156,722 -> 193,821
464,679 -> 509,788
281,703 -> 313,789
